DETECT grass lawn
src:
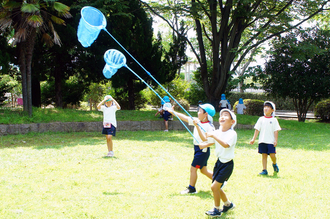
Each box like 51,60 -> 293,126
1,119 -> 330,218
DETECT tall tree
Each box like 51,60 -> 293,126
0,0 -> 71,116
141,0 -> 330,107
261,27 -> 330,122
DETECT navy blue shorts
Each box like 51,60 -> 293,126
102,125 -> 116,136
258,143 -> 276,154
191,145 -> 210,169
212,159 -> 234,184
163,111 -> 171,121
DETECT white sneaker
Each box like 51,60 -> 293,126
106,151 -> 114,157
164,130 -> 168,132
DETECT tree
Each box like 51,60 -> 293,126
0,0 -> 71,116
141,0 -> 330,107
261,27 -> 330,122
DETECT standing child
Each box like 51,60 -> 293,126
166,104 -> 215,194
219,94 -> 228,111
236,98 -> 246,115
162,96 -> 172,132
198,109 -> 237,217
97,95 -> 121,157
249,101 -> 281,175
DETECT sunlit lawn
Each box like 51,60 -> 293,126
1,124 -> 330,218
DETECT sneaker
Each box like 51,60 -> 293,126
106,151 -> 114,157
168,117 -> 173,121
180,186 -> 196,194
259,169 -> 268,175
205,208 -> 222,217
222,202 -> 235,213
164,130 -> 168,132
273,163 -> 279,172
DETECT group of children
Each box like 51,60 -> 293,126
97,94 -> 281,217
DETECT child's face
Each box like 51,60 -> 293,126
263,105 -> 274,117
219,111 -> 234,130
198,108 -> 208,121
105,100 -> 113,107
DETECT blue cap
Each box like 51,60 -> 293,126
199,104 -> 215,117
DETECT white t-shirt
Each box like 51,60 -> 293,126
163,102 -> 172,111
208,129 -> 237,163
188,117 -> 215,147
99,105 -> 119,127
219,99 -> 228,108
236,103 -> 246,114
254,116 -> 281,144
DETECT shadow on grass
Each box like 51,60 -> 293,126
170,190 -> 212,199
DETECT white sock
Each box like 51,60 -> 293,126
214,206 -> 220,210
224,200 -> 231,206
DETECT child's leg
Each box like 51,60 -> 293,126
164,120 -> 168,131
262,153 -> 268,170
269,153 -> 276,164
200,166 -> 213,180
106,135 -> 113,152
211,180 -> 222,207
189,166 -> 198,187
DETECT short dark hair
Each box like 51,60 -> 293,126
264,102 -> 273,109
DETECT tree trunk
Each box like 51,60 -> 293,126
32,76 -> 41,107
18,29 -> 36,116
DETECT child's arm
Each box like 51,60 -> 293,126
274,130 -> 278,147
207,132 -> 230,148
165,107 -> 189,122
97,96 -> 109,110
193,119 -> 207,141
199,142 -> 214,150
249,129 -> 259,145
111,97 -> 121,110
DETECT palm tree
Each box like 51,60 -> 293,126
0,0 -> 71,116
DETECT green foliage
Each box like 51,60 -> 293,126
148,76 -> 190,107
227,92 -> 298,111
314,99 -> 330,121
261,27 -> 330,122
242,99 -> 264,116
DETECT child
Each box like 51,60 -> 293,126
236,98 -> 246,114
249,101 -> 281,175
198,109 -> 237,217
162,96 -> 172,131
218,94 -> 228,111
166,104 -> 215,194
97,95 -> 121,157
155,100 -> 164,118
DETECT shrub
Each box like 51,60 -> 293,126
173,98 -> 190,111
314,99 -> 330,121
242,99 -> 264,116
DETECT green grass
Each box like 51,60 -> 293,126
1,124 -> 330,218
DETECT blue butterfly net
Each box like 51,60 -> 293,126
103,49 -> 127,79
77,6 -> 107,47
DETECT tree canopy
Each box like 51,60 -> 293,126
261,27 -> 330,122
141,0 -> 330,108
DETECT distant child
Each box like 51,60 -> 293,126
166,104 -> 215,194
249,101 -> 281,175
236,98 -> 246,114
155,100 -> 164,118
97,95 -> 121,157
198,109 -> 237,217
219,94 -> 228,111
197,100 -> 203,112
162,96 -> 172,131
227,100 -> 232,110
